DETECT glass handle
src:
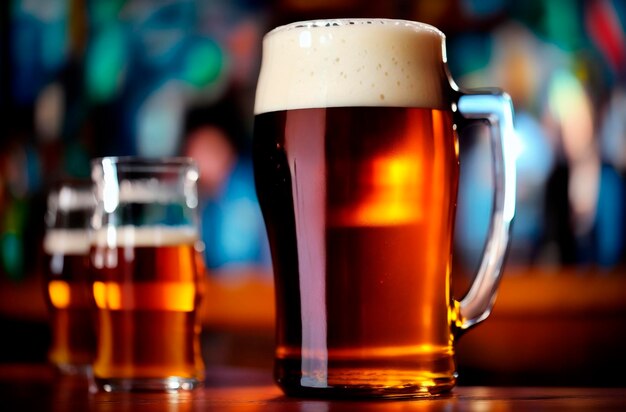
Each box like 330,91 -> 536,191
454,90 -> 516,333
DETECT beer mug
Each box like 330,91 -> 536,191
90,157 -> 205,392
253,19 -> 515,398
44,180 -> 97,374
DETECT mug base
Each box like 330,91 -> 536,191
276,367 -> 457,399
277,378 -> 456,399
92,377 -> 201,393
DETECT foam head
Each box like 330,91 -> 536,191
91,225 -> 198,248
44,229 -> 91,255
254,19 -> 450,114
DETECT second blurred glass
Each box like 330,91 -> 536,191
90,157 -> 205,392
44,180 -> 97,374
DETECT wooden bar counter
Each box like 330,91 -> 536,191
2,267 -> 626,409
2,363 -> 626,411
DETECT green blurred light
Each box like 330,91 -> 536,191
548,70 -> 584,118
182,39 -> 223,88
1,234 -> 23,280
64,142 -> 91,178
90,0 -> 125,27
86,25 -> 126,103
4,199 -> 25,233
2,189 -> 27,279
544,0 -> 582,51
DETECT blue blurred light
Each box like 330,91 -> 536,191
11,14 -> 42,103
514,112 -> 554,184
40,8 -> 67,71
448,34 -> 492,79
135,80 -> 186,158
596,165 -> 624,267
135,0 -> 194,68
11,0 -> 68,103
461,0 -> 507,17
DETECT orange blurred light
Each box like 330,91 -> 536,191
48,280 -> 71,309
92,281 -> 196,312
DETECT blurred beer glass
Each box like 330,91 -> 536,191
254,19 -> 516,398
90,157 -> 205,392
44,180 -> 96,374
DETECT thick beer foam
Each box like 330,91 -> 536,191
91,225 -> 198,248
44,229 -> 91,255
255,19 -> 449,114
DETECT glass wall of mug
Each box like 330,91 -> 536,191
90,157 -> 205,392
44,179 -> 97,375
253,19 -> 515,398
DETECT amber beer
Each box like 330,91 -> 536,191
255,108 -> 458,395
44,229 -> 96,372
90,226 -> 205,389
254,19 -> 465,397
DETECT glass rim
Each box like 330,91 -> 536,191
265,18 -> 445,39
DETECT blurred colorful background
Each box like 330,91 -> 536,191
1,0 -> 626,387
